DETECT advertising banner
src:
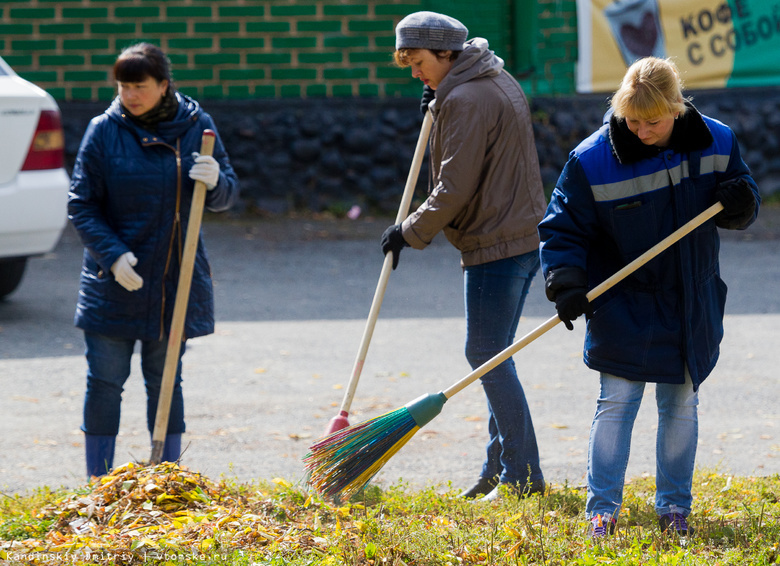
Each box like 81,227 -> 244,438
577,0 -> 780,92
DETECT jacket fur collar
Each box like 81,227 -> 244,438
608,101 -> 714,165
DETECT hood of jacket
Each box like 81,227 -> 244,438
607,101 -> 714,165
105,91 -> 202,143
403,36 -> 546,266
433,38 -> 503,105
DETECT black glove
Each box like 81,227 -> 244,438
554,287 -> 593,331
420,85 -> 435,116
545,266 -> 592,331
715,177 -> 756,229
381,224 -> 408,270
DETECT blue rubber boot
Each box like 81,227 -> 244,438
161,433 -> 182,463
85,434 -> 116,479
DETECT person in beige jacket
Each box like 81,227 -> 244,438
381,11 -> 549,500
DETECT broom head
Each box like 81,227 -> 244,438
323,410 -> 351,436
304,392 -> 446,500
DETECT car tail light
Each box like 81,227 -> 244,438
21,109 -> 65,171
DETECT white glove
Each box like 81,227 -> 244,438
111,252 -> 143,292
188,153 -> 219,190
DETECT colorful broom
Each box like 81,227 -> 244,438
304,202 -> 725,500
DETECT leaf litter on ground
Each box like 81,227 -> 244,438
0,461 -> 333,565
0,465 -> 779,565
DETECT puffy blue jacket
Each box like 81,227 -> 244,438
68,93 -> 239,341
539,104 -> 759,389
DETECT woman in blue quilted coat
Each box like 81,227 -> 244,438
539,57 -> 759,538
68,43 -> 239,478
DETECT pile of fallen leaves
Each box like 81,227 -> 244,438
0,461 -> 334,565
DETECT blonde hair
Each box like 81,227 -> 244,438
393,48 -> 458,68
610,57 -> 688,120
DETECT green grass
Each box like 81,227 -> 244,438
1,466 -> 779,565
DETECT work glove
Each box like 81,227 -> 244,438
189,152 -> 220,190
111,251 -> 143,292
420,85 -> 435,116
380,224 -> 408,270
714,177 -> 756,229
545,266 -> 592,331
554,287 -> 593,331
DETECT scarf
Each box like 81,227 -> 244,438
123,88 -> 179,132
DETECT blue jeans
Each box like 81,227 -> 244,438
464,251 -> 543,485
82,331 -> 186,436
586,371 -> 698,520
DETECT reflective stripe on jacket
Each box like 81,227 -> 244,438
539,105 -> 759,388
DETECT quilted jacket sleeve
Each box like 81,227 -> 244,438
67,116 -> 132,274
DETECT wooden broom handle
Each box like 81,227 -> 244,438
150,129 -> 216,464
442,201 -> 725,400
338,111 -> 434,414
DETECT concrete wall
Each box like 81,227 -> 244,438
61,87 -> 780,217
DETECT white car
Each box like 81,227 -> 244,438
0,56 -> 69,299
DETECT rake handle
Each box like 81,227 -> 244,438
150,129 -> 216,464
337,111 -> 434,415
442,201 -> 725,400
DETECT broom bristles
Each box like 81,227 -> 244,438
304,406 -> 419,500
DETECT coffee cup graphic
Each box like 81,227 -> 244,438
604,0 -> 665,65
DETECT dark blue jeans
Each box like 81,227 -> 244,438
82,331 -> 186,436
464,251 -> 543,485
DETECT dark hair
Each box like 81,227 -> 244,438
393,48 -> 460,67
113,42 -> 173,86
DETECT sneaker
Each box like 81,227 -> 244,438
589,514 -> 616,538
479,479 -> 546,502
659,513 -> 693,536
459,476 -> 499,499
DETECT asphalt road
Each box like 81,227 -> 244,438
1,208 -> 779,495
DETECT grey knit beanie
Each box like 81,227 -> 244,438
395,11 -> 468,51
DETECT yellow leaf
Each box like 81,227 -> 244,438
354,520 -> 367,532
503,525 -> 523,538
216,515 -> 233,527
503,541 -> 523,558
113,462 -> 136,475
155,493 -> 182,504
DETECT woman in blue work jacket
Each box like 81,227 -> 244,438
538,57 -> 759,538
